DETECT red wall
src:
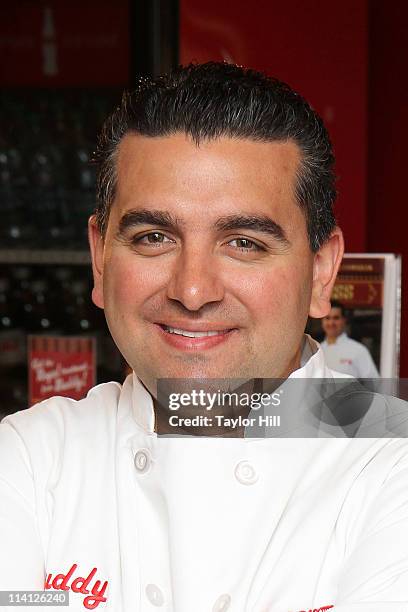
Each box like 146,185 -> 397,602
180,0 -> 368,252
367,1 -> 408,375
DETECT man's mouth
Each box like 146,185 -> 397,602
155,323 -> 237,350
161,325 -> 231,338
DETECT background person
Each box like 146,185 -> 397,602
320,300 -> 380,377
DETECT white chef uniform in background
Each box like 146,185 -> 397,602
321,332 -> 380,378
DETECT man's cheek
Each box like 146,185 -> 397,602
247,271 -> 300,314
104,259 -> 152,304
229,268 -> 286,298
104,275 -> 134,311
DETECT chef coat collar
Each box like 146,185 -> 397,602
131,373 -> 156,433
327,331 -> 348,346
131,333 -> 331,432
290,333 -> 329,378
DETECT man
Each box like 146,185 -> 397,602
1,63 -> 407,611
321,300 -> 380,378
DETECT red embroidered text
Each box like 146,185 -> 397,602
298,606 -> 334,612
44,563 -> 108,609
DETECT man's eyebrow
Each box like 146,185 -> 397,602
215,214 -> 290,245
117,209 -> 290,245
117,209 -> 183,235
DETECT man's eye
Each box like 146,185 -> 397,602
135,232 -> 173,245
228,238 -> 262,251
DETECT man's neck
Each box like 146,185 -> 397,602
150,345 -> 305,437
326,332 -> 344,345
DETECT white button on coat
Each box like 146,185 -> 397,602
134,448 -> 151,473
212,593 -> 231,611
145,583 -> 164,606
234,460 -> 258,485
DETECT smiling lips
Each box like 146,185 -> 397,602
163,325 -> 230,338
156,323 -> 236,349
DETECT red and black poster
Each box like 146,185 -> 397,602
332,258 -> 385,308
28,335 -> 96,405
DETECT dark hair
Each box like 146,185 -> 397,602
330,300 -> 346,317
94,61 -> 337,252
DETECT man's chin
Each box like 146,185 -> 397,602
136,363 -> 254,394
155,368 -> 245,383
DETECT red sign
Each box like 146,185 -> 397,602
332,280 -> 383,308
28,336 -> 96,405
334,256 -> 385,308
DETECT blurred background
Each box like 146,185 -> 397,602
0,0 -> 407,414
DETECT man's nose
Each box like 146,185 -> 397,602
166,248 -> 225,311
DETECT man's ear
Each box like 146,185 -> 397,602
88,215 -> 105,310
309,227 -> 344,319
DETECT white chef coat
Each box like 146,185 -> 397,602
1,335 -> 407,612
320,333 -> 380,378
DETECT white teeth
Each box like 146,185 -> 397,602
164,326 -> 226,338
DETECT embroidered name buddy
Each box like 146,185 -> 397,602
44,563 -> 108,609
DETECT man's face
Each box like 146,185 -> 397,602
322,306 -> 346,339
90,134 -> 342,394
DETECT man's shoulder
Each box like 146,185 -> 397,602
0,380 -> 129,528
341,335 -> 373,356
342,334 -> 366,348
1,380 -> 124,449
